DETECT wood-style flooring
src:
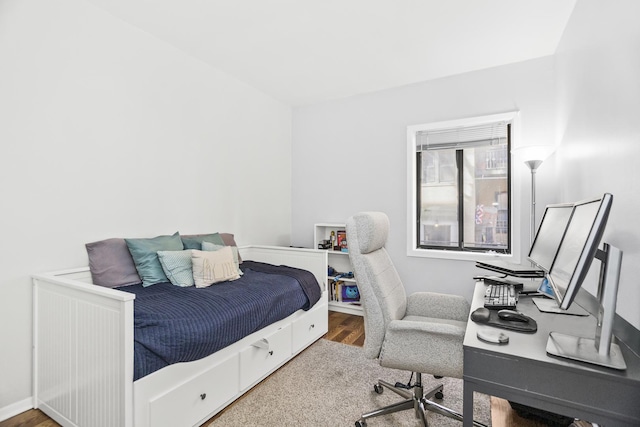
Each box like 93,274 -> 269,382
0,410 -> 58,427
0,311 -> 364,427
326,309 -> 366,346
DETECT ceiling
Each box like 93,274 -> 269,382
87,0 -> 577,107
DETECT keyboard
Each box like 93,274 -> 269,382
484,284 -> 517,310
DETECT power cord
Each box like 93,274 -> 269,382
395,372 -> 414,389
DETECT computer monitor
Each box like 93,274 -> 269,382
475,202 -> 574,279
528,203 -> 575,272
544,193 -> 626,370
547,194 -> 612,310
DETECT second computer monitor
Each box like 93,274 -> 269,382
548,194 -> 613,310
528,203 -> 575,272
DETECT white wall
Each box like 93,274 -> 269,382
291,0 -> 640,332
554,0 -> 640,328
0,0 -> 292,416
292,57 -> 557,300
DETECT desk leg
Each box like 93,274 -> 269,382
463,380 -> 474,427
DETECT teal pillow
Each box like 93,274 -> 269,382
125,232 -> 183,287
181,233 -> 225,250
157,250 -> 194,287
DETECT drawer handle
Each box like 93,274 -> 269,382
252,338 -> 270,350
309,323 -> 315,330
200,393 -> 207,400
268,350 -> 274,356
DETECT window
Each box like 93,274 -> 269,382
407,112 -> 518,260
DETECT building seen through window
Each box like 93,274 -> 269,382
414,118 -> 511,253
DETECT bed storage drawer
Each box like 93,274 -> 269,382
292,301 -> 328,352
240,323 -> 292,389
148,353 -> 239,427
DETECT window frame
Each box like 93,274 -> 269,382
406,112 -> 523,262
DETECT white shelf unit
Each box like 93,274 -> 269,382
314,223 -> 363,316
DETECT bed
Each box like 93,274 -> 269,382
32,244 -> 328,427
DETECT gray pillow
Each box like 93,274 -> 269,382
220,233 -> 242,263
85,238 -> 142,288
125,232 -> 183,287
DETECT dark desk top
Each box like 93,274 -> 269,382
464,282 -> 640,425
465,282 -> 640,381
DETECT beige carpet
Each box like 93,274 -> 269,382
207,339 -> 491,426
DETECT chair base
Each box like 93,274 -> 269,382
355,373 -> 487,427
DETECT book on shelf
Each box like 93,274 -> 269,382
336,230 -> 348,253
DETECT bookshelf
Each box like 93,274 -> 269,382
314,223 -> 363,316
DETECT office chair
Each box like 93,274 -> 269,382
346,212 -> 486,427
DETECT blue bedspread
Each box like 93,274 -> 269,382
118,261 -> 321,380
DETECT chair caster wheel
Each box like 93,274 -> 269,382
355,420 -> 367,427
373,384 -> 383,394
435,391 -> 444,399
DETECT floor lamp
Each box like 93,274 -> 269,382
525,159 -> 543,246
519,146 -> 555,247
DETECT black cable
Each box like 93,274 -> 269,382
395,372 -> 414,389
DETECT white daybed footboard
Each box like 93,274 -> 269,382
32,246 -> 328,427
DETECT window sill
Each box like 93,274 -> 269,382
407,247 -> 519,263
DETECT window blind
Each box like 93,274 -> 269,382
416,121 -> 508,151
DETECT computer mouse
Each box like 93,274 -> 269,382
498,309 -> 529,323
470,307 -> 491,323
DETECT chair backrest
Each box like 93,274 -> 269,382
346,212 -> 407,359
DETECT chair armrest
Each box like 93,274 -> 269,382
381,319 -> 466,378
406,292 -> 470,322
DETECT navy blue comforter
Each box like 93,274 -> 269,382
118,261 -> 321,380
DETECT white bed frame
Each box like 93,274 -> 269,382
32,246 -> 328,427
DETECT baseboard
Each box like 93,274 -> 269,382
0,397 -> 33,422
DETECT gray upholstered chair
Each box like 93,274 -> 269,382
346,212 -> 483,427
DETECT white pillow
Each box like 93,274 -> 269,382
191,247 -> 241,288
201,241 -> 243,275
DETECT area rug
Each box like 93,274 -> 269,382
206,339 -> 491,426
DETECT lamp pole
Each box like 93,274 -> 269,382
524,159 -> 543,246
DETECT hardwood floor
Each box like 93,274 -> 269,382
326,309 -> 366,346
0,409 -> 58,427
0,311 -> 364,427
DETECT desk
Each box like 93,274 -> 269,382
463,283 -> 640,427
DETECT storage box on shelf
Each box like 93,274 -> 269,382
314,223 -> 363,316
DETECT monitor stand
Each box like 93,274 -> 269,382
546,243 -> 627,370
546,332 -> 626,370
